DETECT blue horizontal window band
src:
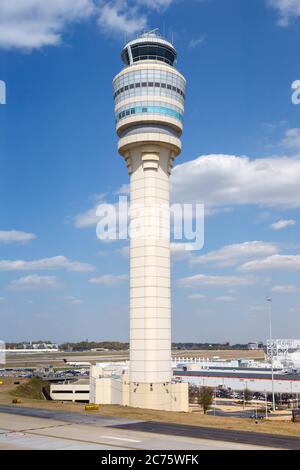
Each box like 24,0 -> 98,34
116,106 -> 183,123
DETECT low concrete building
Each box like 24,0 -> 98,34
50,379 -> 90,402
89,365 -> 189,411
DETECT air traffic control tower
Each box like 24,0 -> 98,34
112,30 -> 188,411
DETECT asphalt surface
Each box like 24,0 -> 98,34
0,405 -> 138,427
0,410 -> 265,450
206,409 -> 290,419
113,421 -> 300,450
0,404 -> 299,450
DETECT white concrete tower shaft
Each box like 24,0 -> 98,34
113,32 -> 187,410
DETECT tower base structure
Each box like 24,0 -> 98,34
89,366 -> 189,412
127,381 -> 189,412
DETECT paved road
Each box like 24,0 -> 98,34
114,421 -> 300,450
0,411 -> 267,450
0,404 -> 138,427
207,409 -> 290,420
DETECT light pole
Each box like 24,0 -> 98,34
267,297 -> 276,412
214,388 -> 216,416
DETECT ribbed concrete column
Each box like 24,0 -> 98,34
129,145 -> 172,390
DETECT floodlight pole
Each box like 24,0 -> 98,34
267,297 -> 276,412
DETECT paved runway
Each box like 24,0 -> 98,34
0,413 -> 272,450
0,405 -> 138,427
115,421 -> 300,450
0,406 -> 276,450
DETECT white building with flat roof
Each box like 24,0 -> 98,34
50,379 -> 90,402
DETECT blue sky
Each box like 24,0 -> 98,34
0,0 -> 300,343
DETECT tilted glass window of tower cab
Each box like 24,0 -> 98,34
108,30 -> 189,413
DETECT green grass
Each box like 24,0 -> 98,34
10,377 -> 48,400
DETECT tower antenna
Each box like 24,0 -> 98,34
147,28 -> 159,35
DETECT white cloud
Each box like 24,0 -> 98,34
178,273 -> 257,288
270,219 -> 296,230
73,195 -> 128,232
0,230 -> 36,244
9,275 -> 63,290
239,254 -> 300,272
188,294 -> 206,300
281,128 -> 300,149
79,153 -> 300,229
0,0 -> 95,49
290,307 -> 300,314
115,245 -> 130,257
250,306 -> 267,311
135,0 -> 173,9
214,296 -> 237,303
71,299 -> 83,304
191,241 -> 278,267
98,0 -> 147,35
73,193 -> 109,228
89,274 -> 128,285
0,256 -> 94,272
272,284 -> 297,293
74,205 -> 100,228
171,243 -> 195,261
268,0 -> 300,26
117,184 -> 130,195
171,154 -> 300,209
0,0 -> 178,49
60,295 -> 83,304
99,0 -> 175,36
189,34 -> 206,48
